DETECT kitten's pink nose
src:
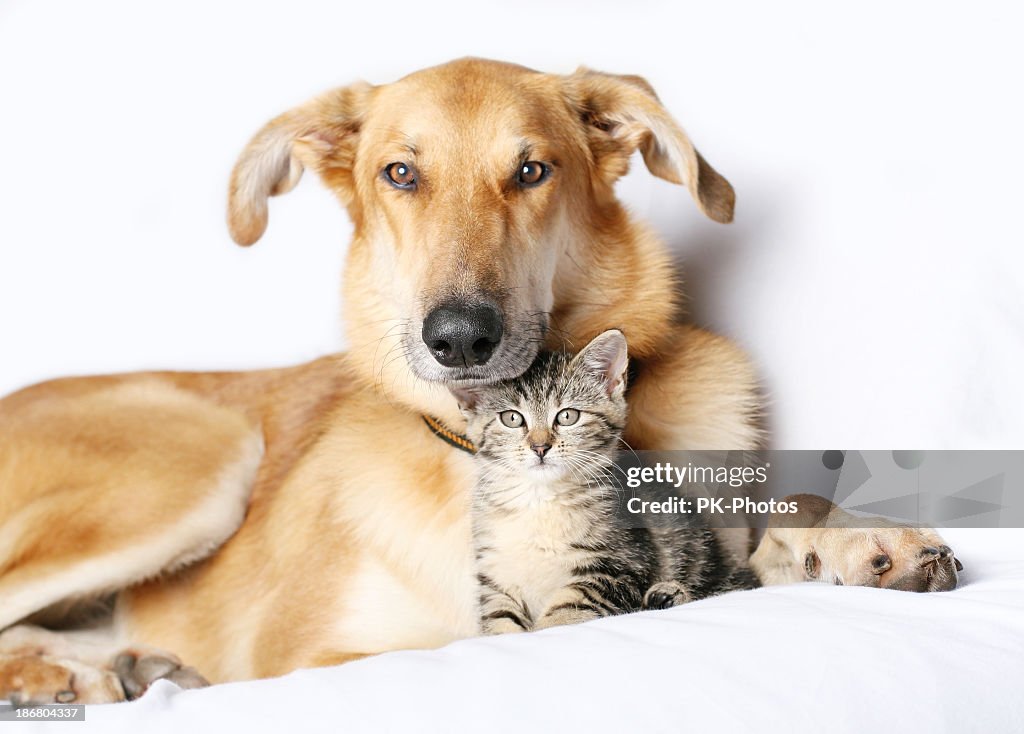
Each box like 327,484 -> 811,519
531,443 -> 551,459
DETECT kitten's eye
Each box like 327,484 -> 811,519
499,410 -> 525,428
555,408 -> 580,426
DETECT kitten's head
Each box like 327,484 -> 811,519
453,329 -> 629,479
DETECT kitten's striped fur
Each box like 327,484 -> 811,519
456,330 -> 757,634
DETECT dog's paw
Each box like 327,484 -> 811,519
808,525 -> 962,592
753,494 -> 963,592
642,581 -> 693,610
112,651 -> 208,700
0,654 -> 124,705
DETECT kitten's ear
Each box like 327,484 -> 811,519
450,386 -> 484,413
572,329 -> 629,397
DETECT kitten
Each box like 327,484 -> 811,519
454,329 -> 757,635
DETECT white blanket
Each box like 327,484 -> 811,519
16,528 -> 1023,733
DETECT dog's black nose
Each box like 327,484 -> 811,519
422,302 -> 504,367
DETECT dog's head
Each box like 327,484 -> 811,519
228,59 -> 733,412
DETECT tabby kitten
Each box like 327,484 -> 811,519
454,329 -> 757,635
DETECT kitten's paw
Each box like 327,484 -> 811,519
482,617 -> 528,635
642,581 -> 693,610
534,606 -> 602,630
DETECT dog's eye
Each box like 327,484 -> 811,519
555,408 -> 580,426
499,410 -> 525,428
517,161 -> 549,187
384,162 -> 416,189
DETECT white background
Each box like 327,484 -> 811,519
1,0 -> 1021,448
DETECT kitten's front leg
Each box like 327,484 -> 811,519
534,585 -> 610,630
479,579 -> 532,635
483,610 -> 529,635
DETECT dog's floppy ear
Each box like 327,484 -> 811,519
566,68 -> 735,223
227,83 -> 372,246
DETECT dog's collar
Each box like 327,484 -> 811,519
422,415 -> 477,455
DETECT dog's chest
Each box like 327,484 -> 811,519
322,421 -> 481,652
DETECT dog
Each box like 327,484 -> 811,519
0,58 -> 959,704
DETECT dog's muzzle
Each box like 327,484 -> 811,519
421,301 -> 504,368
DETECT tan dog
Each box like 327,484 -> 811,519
0,59 -> 958,704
